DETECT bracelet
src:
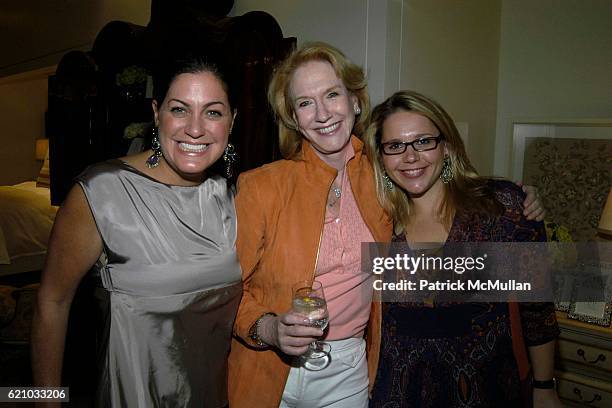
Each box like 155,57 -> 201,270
248,312 -> 277,348
532,378 -> 556,389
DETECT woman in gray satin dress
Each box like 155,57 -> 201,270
32,57 -> 242,407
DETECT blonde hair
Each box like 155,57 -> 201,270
363,90 -> 502,233
268,42 -> 370,159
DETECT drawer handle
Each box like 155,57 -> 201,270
577,348 -> 606,364
573,387 -> 602,404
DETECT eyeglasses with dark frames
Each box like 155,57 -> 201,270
381,135 -> 443,155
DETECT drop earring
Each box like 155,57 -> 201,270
383,173 -> 394,191
146,127 -> 163,168
354,103 -> 361,115
223,143 -> 237,178
440,155 -> 453,184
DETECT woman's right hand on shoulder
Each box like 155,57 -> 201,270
258,312 -> 324,356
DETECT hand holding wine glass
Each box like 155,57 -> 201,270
255,300 -> 325,356
291,280 -> 331,370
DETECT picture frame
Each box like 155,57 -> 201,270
567,261 -> 612,327
567,301 -> 612,327
511,119 -> 612,181
554,274 -> 573,312
512,120 -> 612,243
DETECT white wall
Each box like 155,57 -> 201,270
0,68 -> 53,185
0,0 -> 151,77
230,0 -> 395,105
494,0 -> 612,177
230,0 -> 502,174
231,0 -> 368,63
399,0 -> 502,175
392,0 -> 612,177
0,0 -> 152,183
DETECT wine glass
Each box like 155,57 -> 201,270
291,280 -> 331,370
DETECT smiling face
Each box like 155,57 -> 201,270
289,60 -> 358,167
152,71 -> 234,185
381,110 -> 448,199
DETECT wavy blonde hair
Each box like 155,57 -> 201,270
268,42 -> 370,159
363,90 -> 502,233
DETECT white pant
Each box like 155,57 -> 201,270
280,337 -> 368,408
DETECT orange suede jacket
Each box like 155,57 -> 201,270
228,137 -> 393,407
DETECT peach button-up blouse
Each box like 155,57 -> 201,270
316,155 -> 375,341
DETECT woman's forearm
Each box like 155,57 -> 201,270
528,339 -> 556,380
31,298 -> 72,386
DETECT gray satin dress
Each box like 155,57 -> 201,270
76,160 -> 242,408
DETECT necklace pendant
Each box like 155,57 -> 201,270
333,187 -> 341,198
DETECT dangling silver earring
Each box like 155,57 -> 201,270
383,173 -> 394,191
146,127 -> 163,168
223,143 -> 237,178
354,103 -> 361,115
440,155 -> 453,184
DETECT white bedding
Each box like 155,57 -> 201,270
0,181 -> 57,270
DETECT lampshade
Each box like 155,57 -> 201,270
35,138 -> 49,161
598,188 -> 612,236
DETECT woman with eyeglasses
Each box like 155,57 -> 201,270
364,90 -> 561,408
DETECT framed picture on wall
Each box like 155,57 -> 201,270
512,120 -> 612,243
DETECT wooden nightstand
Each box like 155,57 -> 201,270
555,311 -> 612,407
